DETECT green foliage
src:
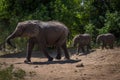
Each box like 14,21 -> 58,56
13,68 -> 26,79
0,0 -> 120,49
84,23 -> 95,35
110,0 -> 120,11
0,65 -> 13,80
98,26 -> 109,34
0,64 -> 26,80
84,23 -> 97,41
98,11 -> 120,39
104,11 -> 120,33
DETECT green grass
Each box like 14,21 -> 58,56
0,64 -> 26,80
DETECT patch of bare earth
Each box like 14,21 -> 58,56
0,47 -> 120,80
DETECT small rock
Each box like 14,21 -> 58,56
84,74 -> 87,75
51,71 -> 53,73
76,63 -> 84,67
34,66 -> 39,68
74,70 -> 78,72
76,57 -> 79,60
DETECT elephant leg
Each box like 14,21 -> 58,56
87,45 -> 90,52
61,42 -> 70,60
56,47 -> 62,60
101,42 -> 105,49
89,44 -> 92,49
24,38 -> 35,63
41,47 -> 53,61
81,46 -> 85,53
77,45 -> 81,55
109,44 -> 113,49
104,43 -> 108,49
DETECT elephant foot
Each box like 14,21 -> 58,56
64,57 -> 70,61
48,57 -> 53,61
65,54 -> 70,60
64,56 -> 70,60
76,53 -> 79,55
110,47 -> 114,49
24,59 -> 31,64
56,55 -> 61,60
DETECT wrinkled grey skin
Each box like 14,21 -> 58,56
6,20 -> 70,63
96,33 -> 115,49
73,33 -> 91,54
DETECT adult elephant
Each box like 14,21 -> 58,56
96,33 -> 115,49
6,20 -> 70,63
73,33 -> 91,54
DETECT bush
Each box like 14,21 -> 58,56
0,0 -> 120,49
84,23 -> 98,47
0,64 -> 26,80
98,11 -> 120,40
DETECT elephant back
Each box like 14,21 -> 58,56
104,33 -> 115,43
96,33 -> 115,44
79,34 -> 91,45
73,34 -> 91,46
37,21 -> 69,46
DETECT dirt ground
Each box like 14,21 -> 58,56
0,47 -> 120,80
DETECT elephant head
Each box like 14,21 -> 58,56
6,21 -> 40,48
96,34 -> 104,44
73,35 -> 80,47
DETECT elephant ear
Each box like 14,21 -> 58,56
22,22 -> 41,37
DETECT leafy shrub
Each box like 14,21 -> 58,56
98,11 -> 120,40
84,23 -> 98,47
0,0 -> 120,49
84,23 -> 95,36
0,64 -> 26,80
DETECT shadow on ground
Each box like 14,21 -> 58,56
0,48 -> 96,59
0,51 -> 52,58
70,48 -> 96,56
29,59 -> 81,65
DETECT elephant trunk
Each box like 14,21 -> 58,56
96,39 -> 99,44
73,40 -> 78,47
6,31 -> 21,48
6,33 -> 16,48
73,42 -> 76,47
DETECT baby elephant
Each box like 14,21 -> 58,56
96,33 -> 115,49
73,33 -> 91,54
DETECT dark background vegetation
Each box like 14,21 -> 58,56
0,0 -> 120,49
